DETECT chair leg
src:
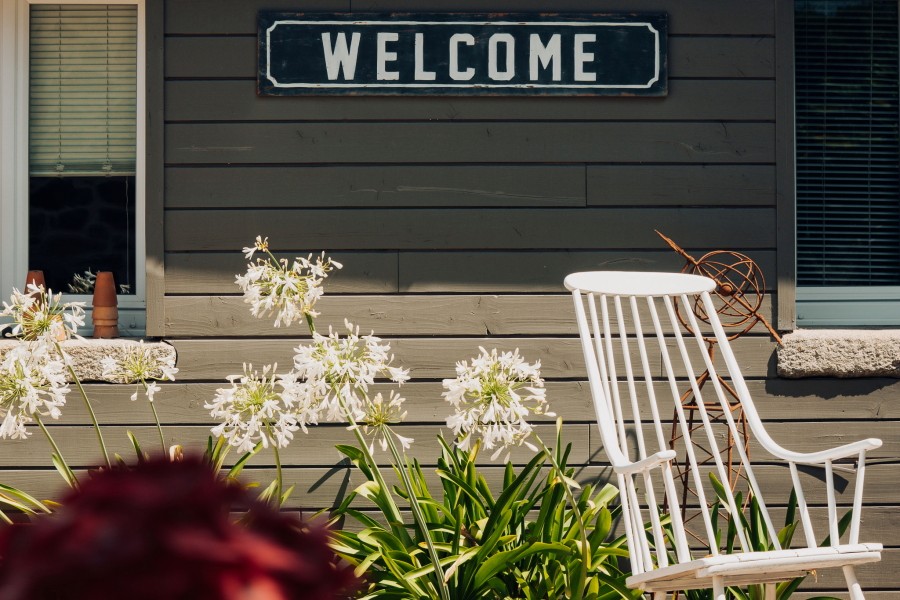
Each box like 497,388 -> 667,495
843,565 -> 866,600
712,576 -> 726,600
652,593 -> 666,600
764,583 -> 776,600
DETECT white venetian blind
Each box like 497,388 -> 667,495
29,4 -> 137,176
795,0 -> 900,286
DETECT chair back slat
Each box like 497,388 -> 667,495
613,295 -> 648,461
686,293 -> 783,551
789,461 -> 819,548
598,294 -> 631,459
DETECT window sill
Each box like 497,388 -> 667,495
777,329 -> 900,378
0,338 -> 175,383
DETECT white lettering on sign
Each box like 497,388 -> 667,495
529,34 -> 561,81
449,33 -> 475,81
414,33 -> 436,81
321,32 -> 360,80
488,33 -> 515,81
376,32 -> 400,80
574,33 -> 597,82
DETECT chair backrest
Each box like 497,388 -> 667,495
565,271 -> 783,575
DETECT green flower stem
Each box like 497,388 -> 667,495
143,380 -> 166,454
338,399 -> 407,537
534,433 -> 590,599
384,425 -> 451,600
34,413 -> 77,488
265,423 -> 283,507
56,341 -> 110,469
305,313 -> 316,336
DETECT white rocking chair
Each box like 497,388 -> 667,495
565,271 -> 882,600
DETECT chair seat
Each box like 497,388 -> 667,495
627,544 -> 883,593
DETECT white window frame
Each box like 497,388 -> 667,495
0,0 -> 146,333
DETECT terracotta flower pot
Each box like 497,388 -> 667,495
92,271 -> 119,338
25,270 -> 45,291
92,272 -> 118,307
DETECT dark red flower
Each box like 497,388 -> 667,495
0,456 -> 357,600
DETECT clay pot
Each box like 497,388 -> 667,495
25,270 -> 45,291
92,271 -> 119,339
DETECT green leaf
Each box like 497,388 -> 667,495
49,452 -> 77,488
256,479 -> 278,503
227,442 -> 262,478
280,484 -> 295,505
473,542 -> 571,590
0,483 -> 51,514
126,430 -> 146,463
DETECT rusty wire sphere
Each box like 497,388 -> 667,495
676,250 -> 766,342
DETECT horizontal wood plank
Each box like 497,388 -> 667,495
61,379 -> 900,425
164,1 -> 773,36
165,208 -> 776,252
398,251 -> 777,293
165,0 -> 349,34
164,79 -> 774,122
165,122 -> 774,164
587,165 -> 776,207
168,336 -> 777,380
164,250 -> 777,294
162,294 -> 775,337
3,424 -> 592,467
165,251 -> 398,294
165,165 -> 586,209
589,421 -> 900,464
2,464 -> 896,512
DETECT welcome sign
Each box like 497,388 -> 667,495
258,13 -> 667,96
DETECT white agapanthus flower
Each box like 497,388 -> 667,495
443,347 -> 551,461
289,320 -> 410,424
100,340 -> 178,402
235,237 -> 342,328
0,342 -> 69,439
352,390 -> 414,453
206,363 -> 299,452
0,284 -> 85,342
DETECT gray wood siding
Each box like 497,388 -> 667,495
7,1 -> 894,597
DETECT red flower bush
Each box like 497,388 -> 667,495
0,456 -> 356,600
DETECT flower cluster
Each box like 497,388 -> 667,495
236,237 -> 341,328
290,320 -> 410,424
356,390 -> 413,453
206,364 -> 299,453
0,284 -> 85,342
100,341 -> 179,402
443,347 -> 551,460
0,343 -> 69,439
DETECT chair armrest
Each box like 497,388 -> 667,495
616,450 -> 677,476
789,438 -> 882,466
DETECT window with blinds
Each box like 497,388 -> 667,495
795,0 -> 900,287
29,4 -> 137,176
27,4 -> 138,295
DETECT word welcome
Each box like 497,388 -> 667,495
258,13 -> 667,96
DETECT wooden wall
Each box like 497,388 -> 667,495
8,1 -> 898,596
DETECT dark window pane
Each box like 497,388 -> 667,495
28,176 -> 136,295
795,0 -> 900,286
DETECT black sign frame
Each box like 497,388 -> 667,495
258,12 -> 667,96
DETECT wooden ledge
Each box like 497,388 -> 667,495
0,338 -> 176,383
777,329 -> 900,378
